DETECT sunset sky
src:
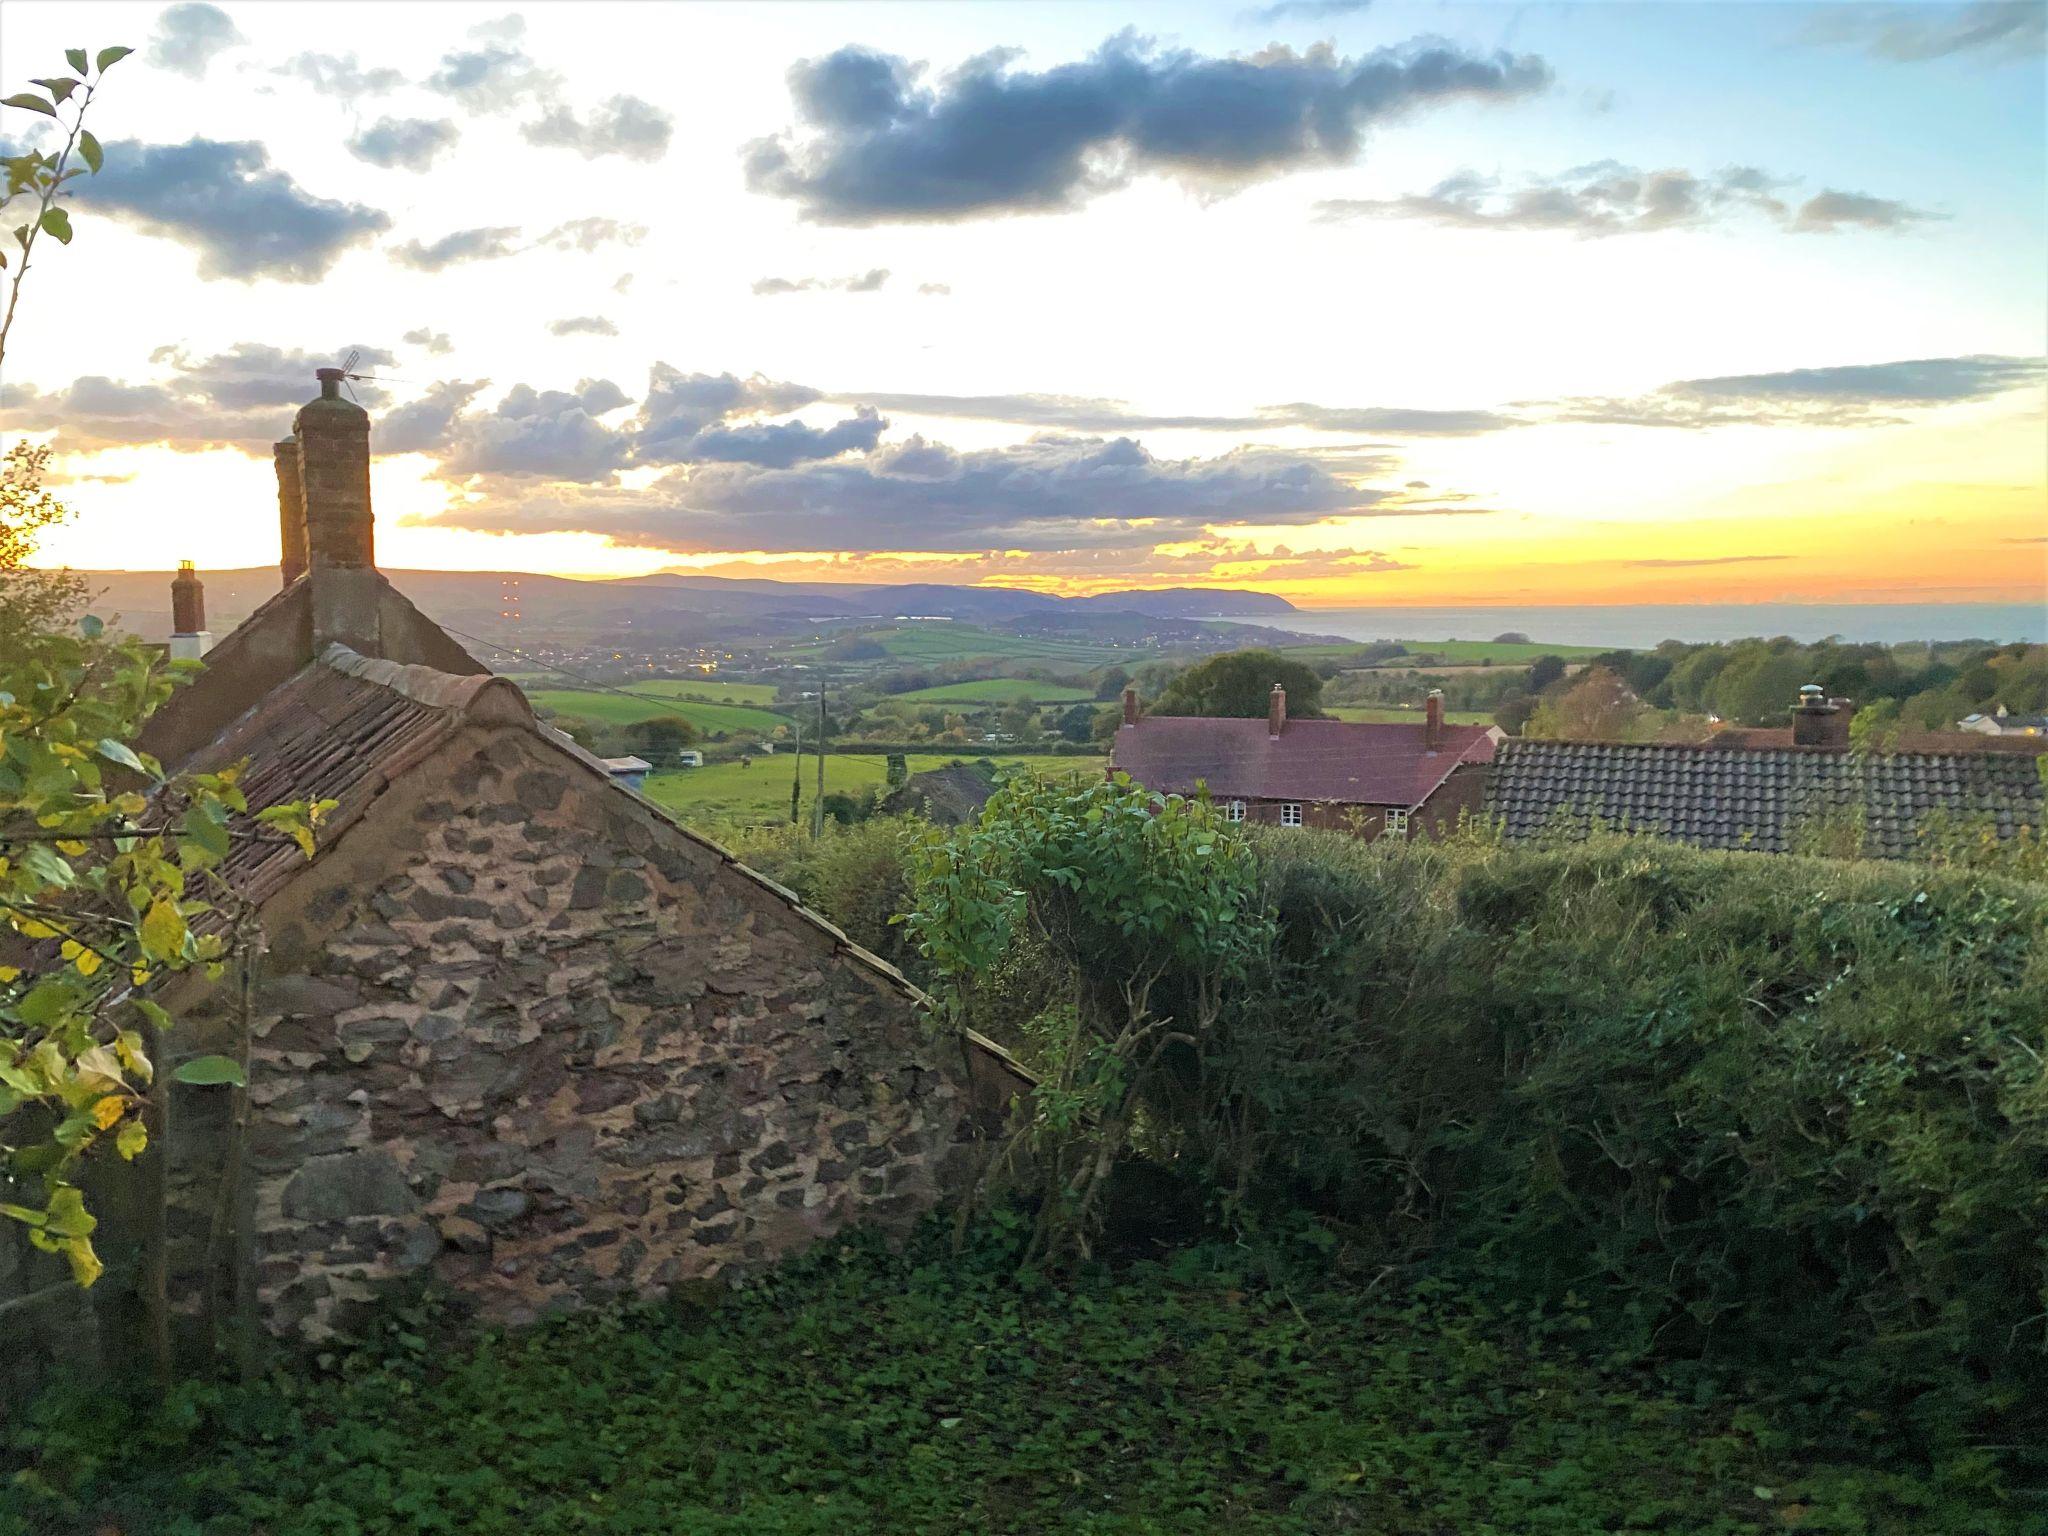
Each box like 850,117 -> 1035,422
2,0 -> 2043,607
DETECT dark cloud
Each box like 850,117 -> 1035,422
833,389 -> 1516,435
440,380 -> 633,480
276,51 -> 405,99
0,342 -> 393,450
522,96 -> 675,161
377,380 -> 488,455
428,19 -> 559,114
347,117 -> 461,172
1553,354 -> 2047,427
1804,2 -> 2044,63
1248,0 -> 1375,21
751,268 -> 891,295
1790,189 -> 1940,232
1317,161 -> 1937,237
431,431 -> 1392,552
403,328 -> 454,355
79,139 -> 389,282
150,3 -> 242,79
680,407 -> 889,469
745,33 -> 1550,223
634,367 -> 823,460
390,225 -> 522,271
548,315 -> 620,337
537,217 -> 647,252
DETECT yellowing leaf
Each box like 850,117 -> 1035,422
116,1119 -> 147,1160
139,896 -> 187,960
15,917 -> 59,939
59,1235 -> 102,1287
0,966 -> 19,982
55,839 -> 87,856
90,1093 -> 127,1130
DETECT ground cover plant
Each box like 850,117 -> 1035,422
0,1219 -> 2006,1536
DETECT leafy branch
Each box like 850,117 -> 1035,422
0,43 -> 130,368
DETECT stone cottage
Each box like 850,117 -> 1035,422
72,368 -> 1027,1351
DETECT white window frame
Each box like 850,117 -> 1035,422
1280,802 -> 1304,827
1384,808 -> 1411,835
1225,800 -> 1245,822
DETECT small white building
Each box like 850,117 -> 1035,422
676,749 -> 703,768
600,755 -> 653,791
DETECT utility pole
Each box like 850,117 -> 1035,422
789,717 -> 803,825
811,683 -> 827,839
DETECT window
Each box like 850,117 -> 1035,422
1225,800 -> 1245,822
1384,808 -> 1410,835
1280,802 -> 1304,827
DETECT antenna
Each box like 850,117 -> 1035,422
334,348 -> 402,403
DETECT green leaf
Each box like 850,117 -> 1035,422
172,1055 -> 245,1087
77,130 -> 101,174
96,737 -> 148,774
31,79 -> 78,104
1,93 -> 57,119
66,48 -> 89,76
38,207 -> 71,245
78,614 -> 103,638
95,46 -> 134,72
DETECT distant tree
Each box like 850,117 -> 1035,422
1090,705 -> 1123,744
885,753 -> 909,788
1493,692 -> 1538,736
1056,703 -> 1096,743
996,699 -> 1040,738
825,635 -> 888,661
0,443 -> 87,658
1151,649 -> 1324,719
1093,665 -> 1130,702
1525,667 -> 1644,742
1848,697 -> 1903,753
1527,654 -> 1568,693
623,715 -> 698,763
1493,631 -> 1531,645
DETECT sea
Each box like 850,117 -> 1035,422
1214,603 -> 2047,649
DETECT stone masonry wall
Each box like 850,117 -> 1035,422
172,724 -> 978,1341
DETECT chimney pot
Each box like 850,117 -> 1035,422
1122,685 -> 1139,728
315,366 -> 345,399
169,561 -> 212,659
1791,684 -> 1851,749
1424,689 -> 1444,751
1268,681 -> 1287,738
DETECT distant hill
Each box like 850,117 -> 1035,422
73,568 -> 1296,641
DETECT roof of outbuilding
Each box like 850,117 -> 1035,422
1110,715 -> 1497,809
1487,738 -> 2045,856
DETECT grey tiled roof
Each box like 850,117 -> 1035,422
1488,740 -> 2044,857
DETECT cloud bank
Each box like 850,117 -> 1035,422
745,33 -> 1550,222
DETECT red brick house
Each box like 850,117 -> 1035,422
1109,683 -> 1501,838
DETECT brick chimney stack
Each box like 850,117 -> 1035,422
1424,689 -> 1443,751
1122,685 -> 1140,728
273,439 -> 306,586
1791,683 -> 1851,749
168,560 -> 212,660
294,366 -> 380,653
1268,682 -> 1287,738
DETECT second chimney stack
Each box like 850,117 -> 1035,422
1122,685 -> 1139,728
1424,689 -> 1444,751
296,367 -> 375,572
273,439 -> 306,586
1268,682 -> 1287,738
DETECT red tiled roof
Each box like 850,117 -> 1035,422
1109,715 -> 1497,809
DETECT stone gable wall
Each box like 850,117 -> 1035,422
164,725 -> 986,1342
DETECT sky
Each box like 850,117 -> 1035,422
0,0 -> 2043,607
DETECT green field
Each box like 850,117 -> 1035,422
644,752 -> 1103,827
1325,705 -> 1497,725
891,678 -> 1097,705
525,687 -> 790,736
783,624 -> 1133,666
